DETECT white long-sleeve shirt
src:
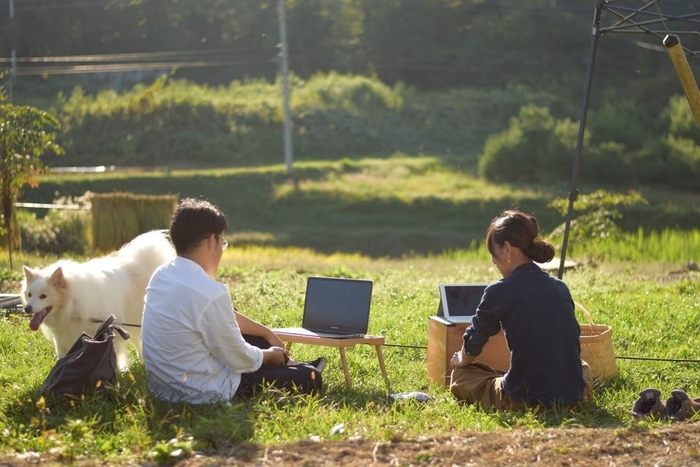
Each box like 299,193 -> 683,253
142,256 -> 263,404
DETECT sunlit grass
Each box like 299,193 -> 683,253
567,228 -> 700,263
1,242 -> 699,462
3,156 -> 700,462
272,156 -> 547,203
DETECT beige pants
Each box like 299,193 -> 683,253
450,360 -> 594,410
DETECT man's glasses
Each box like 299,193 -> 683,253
213,235 -> 228,250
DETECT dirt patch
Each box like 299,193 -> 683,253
215,424 -> 700,466
206,424 -> 700,466
2,423 -> 699,466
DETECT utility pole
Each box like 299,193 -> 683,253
278,0 -> 294,176
9,0 -> 17,97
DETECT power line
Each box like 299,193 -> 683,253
0,46 -> 280,75
0,47 -> 277,63
8,0 -> 187,13
12,59 -> 276,76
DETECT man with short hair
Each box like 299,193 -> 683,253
142,198 -> 323,404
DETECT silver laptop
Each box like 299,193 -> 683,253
437,284 -> 488,324
276,276 -> 373,338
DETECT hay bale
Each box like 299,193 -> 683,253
91,192 -> 178,251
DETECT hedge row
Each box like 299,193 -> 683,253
46,74 -> 564,168
41,73 -> 700,190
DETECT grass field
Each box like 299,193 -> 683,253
1,159 -> 699,463
21,155 -> 700,257
1,245 -> 699,463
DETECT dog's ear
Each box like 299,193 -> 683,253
23,266 -> 37,282
49,267 -> 67,289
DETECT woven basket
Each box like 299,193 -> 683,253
576,302 -> 618,381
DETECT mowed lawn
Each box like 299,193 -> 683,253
1,244 -> 698,462
1,158 -> 699,462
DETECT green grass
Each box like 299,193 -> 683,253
568,228 -> 700,263
22,155 -> 700,257
2,158 -> 699,462
1,245 -> 699,463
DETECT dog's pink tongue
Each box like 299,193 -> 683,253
29,310 -> 48,331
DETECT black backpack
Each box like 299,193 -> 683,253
40,315 -> 130,396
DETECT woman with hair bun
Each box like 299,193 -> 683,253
450,210 -> 593,410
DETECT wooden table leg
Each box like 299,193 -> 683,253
375,345 -> 390,389
338,347 -> 351,386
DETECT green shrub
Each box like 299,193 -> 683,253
19,196 -> 91,255
575,95 -> 700,189
478,104 -> 577,183
547,189 -> 648,247
667,94 -> 700,141
581,141 -> 631,184
587,96 -> 659,150
46,74 -> 570,168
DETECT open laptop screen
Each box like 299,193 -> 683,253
302,276 -> 373,335
438,284 -> 488,323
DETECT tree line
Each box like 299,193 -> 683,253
2,0 -> 698,104
1,0 -> 699,194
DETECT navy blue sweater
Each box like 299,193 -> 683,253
462,262 -> 586,407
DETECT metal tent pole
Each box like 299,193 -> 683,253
558,0 -> 605,279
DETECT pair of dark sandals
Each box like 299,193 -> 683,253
631,388 -> 700,421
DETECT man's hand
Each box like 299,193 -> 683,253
266,332 -> 286,349
262,346 -> 288,366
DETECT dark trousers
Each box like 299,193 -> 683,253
237,335 -> 323,398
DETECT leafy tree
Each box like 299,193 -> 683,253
0,97 -> 64,266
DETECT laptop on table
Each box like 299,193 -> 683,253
276,276 -> 373,339
437,284 -> 488,324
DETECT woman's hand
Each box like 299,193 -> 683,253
451,350 -> 476,368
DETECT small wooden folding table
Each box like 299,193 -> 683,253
275,332 -> 390,388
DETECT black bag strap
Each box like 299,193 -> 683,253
112,325 -> 131,341
94,314 -> 116,337
93,314 -> 131,341
90,317 -> 141,329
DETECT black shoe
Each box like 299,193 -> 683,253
661,389 -> 700,421
631,388 -> 664,421
307,357 -> 327,374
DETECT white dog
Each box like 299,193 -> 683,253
22,230 -> 176,370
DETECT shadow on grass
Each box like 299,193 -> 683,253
488,400 -> 621,429
322,384 -> 395,408
1,363 -> 259,457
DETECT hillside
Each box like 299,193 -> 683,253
22,157 -> 700,257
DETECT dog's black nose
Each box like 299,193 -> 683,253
24,305 -> 32,313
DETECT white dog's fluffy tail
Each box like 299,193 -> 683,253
116,229 -> 176,274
